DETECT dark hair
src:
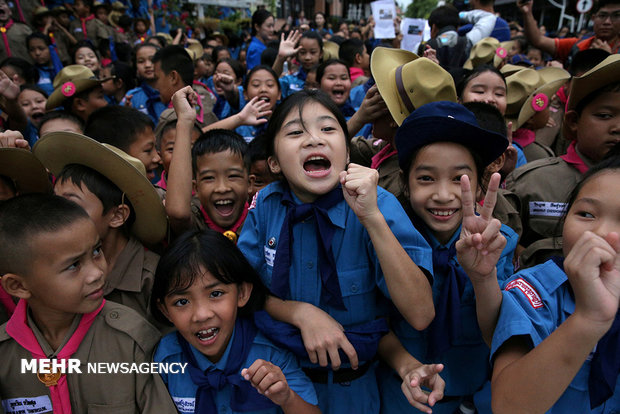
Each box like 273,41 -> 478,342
84,106 -> 154,152
37,110 -> 84,133
428,5 -> 459,30
245,132 -> 269,166
456,64 -> 506,99
510,36 -> 528,55
243,64 -> 280,92
300,31 -> 323,52
0,57 -> 39,84
75,0 -> 93,9
339,38 -> 364,67
316,58 -> 350,83
152,45 -> 194,87
72,40 -> 99,64
104,61 -> 135,92
146,35 -> 167,48
26,32 -> 51,48
569,48 -> 610,76
55,164 -> 136,237
0,194 -> 90,276
260,44 -> 278,67
211,45 -> 230,62
192,129 -> 249,174
251,9 -> 273,36
594,0 -> 620,13
215,57 -> 244,81
132,43 -> 160,78
264,89 -> 349,158
574,81 -> 620,115
150,229 -> 268,325
20,84 -> 48,98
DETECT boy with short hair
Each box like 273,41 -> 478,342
0,194 -> 177,413
37,111 -> 84,136
45,65 -> 108,121
165,87 -> 250,242
33,131 -> 167,319
84,105 -> 161,182
68,0 -> 109,47
339,38 -> 369,82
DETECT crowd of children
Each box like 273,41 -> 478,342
0,0 -> 619,412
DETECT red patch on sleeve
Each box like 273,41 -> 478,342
505,278 -> 544,309
249,191 -> 258,210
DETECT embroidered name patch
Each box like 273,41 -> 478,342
529,201 -> 567,217
264,245 -> 276,267
172,397 -> 195,413
505,278 -> 543,308
2,396 -> 52,414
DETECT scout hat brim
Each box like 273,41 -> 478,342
566,54 -> 620,111
512,77 -> 569,131
395,101 -> 508,171
33,132 -> 167,244
500,63 -> 524,77
0,148 -> 52,195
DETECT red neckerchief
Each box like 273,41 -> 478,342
200,202 -> 249,234
513,128 -> 536,148
1,20 -> 14,57
370,142 -> 397,170
13,0 -> 25,23
156,170 -> 167,190
556,84 -> 568,109
80,14 -> 95,38
0,284 -> 16,317
6,299 -> 105,414
560,140 -> 589,174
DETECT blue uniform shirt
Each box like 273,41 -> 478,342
125,83 -> 166,124
36,66 -> 56,96
213,86 -> 245,120
246,37 -> 266,72
491,260 -> 620,413
155,329 -> 318,414
279,69 -> 306,98
381,223 -> 518,414
238,181 -> 433,414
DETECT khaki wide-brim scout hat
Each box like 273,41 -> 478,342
0,148 -> 52,195
213,31 -> 229,47
33,132 -> 167,245
463,37 -> 505,69
323,41 -> 340,61
33,6 -> 52,17
500,63 -> 524,77
506,67 -> 570,131
47,65 -> 112,110
185,41 -> 205,61
111,1 -> 128,11
371,47 -> 457,126
567,54 -> 620,111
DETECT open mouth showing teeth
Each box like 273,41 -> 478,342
429,209 -> 457,217
196,328 -> 219,341
31,112 -> 45,120
332,90 -> 345,97
258,96 -> 270,103
214,199 -> 234,215
304,156 -> 331,172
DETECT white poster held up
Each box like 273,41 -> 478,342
400,18 -> 426,52
371,0 -> 396,39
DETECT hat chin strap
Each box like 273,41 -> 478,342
395,66 -> 415,114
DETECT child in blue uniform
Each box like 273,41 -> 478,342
237,89 -> 435,414
152,230 -> 319,414
276,31 -> 324,98
125,43 -> 166,124
381,101 -> 517,414
490,153 -> 620,413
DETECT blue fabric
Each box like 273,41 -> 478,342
271,185 -> 346,309
279,69 -> 306,98
349,84 -> 366,110
49,45 -> 64,76
125,82 -> 166,124
490,259 -> 620,413
155,326 -> 318,414
213,86 -> 245,120
36,65 -> 56,96
176,318 -> 276,413
491,17 -> 511,42
237,181 -> 433,414
246,37 -> 266,71
514,142 -> 528,167
236,123 -> 267,143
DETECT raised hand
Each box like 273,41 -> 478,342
0,70 -> 20,100
0,130 -> 30,149
356,85 -> 388,123
171,86 -> 198,123
339,163 -> 380,223
237,96 -> 272,126
242,359 -> 293,406
278,30 -> 302,58
401,364 -> 445,413
213,72 -> 237,94
456,173 -> 506,281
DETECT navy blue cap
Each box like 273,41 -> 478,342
395,101 -> 509,171
509,54 -> 533,67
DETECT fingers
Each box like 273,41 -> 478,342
242,360 -> 286,396
401,381 -> 432,413
460,174 -> 475,219
479,173 -> 501,221
339,337 -> 359,370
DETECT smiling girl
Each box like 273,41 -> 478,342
317,59 -> 355,118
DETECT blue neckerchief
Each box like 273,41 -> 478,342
176,318 -> 276,413
141,81 -> 162,122
254,310 -> 388,365
109,35 -> 118,62
271,184 -> 346,310
48,45 -> 63,76
295,67 -> 307,82
339,100 -> 356,118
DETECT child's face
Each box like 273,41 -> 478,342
213,61 -> 239,96
28,38 -> 51,66
359,45 -> 370,71
527,49 -> 543,67
78,86 -> 108,119
100,66 -> 118,95
57,12 -> 70,27
248,159 -> 274,199
194,58 -> 209,79
407,142 -> 478,244
136,46 -> 156,80
216,49 -> 231,61
320,63 -> 351,107
23,218 -> 106,317
54,179 -> 117,239
268,101 -> 348,203
135,20 -> 147,34
159,126 -> 201,173
95,7 -> 108,23
461,71 -> 507,115
18,89 -> 47,127
74,0 -> 89,17
158,269 -> 251,363
245,69 -> 280,112
569,91 -> 620,162
256,16 -> 275,42
194,150 -> 249,229
562,170 -> 620,258
154,61 -> 176,104
127,127 -> 161,181
297,38 -> 322,71
75,47 -> 100,73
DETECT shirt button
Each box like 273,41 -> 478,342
110,311 -> 119,319
306,261 -> 313,269
351,284 -> 359,293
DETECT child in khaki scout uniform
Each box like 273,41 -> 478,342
507,54 -> 620,268
0,194 -> 177,413
33,131 -> 168,321
504,67 -> 570,163
0,0 -> 32,62
68,0 -> 110,48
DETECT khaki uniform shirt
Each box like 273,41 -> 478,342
9,0 -> 40,26
0,22 -> 32,62
535,93 -> 570,157
506,157 -> 582,267
522,141 -> 555,163
68,18 -> 109,47
103,237 -> 158,321
492,189 -> 522,240
50,29 -> 73,65
0,301 -> 177,414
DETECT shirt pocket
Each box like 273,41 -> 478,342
332,267 -> 376,326
88,401 -> 136,414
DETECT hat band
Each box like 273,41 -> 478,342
395,66 -> 415,114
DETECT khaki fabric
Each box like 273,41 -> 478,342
0,22 -> 32,62
521,141 -> 555,163
68,18 -> 109,46
9,0 -> 40,26
492,189 -> 522,240
0,301 -> 177,413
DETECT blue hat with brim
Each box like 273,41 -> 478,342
395,101 -> 509,171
